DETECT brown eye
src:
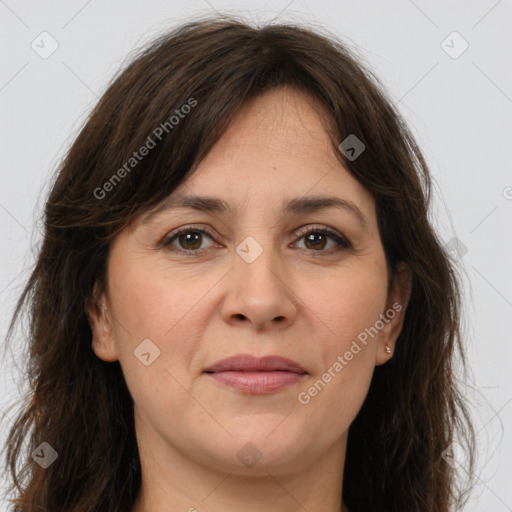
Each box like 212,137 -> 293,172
294,227 -> 351,253
303,232 -> 328,250
162,227 -> 216,254
177,231 -> 203,250
162,225 -> 351,256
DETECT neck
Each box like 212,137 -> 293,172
130,423 -> 348,512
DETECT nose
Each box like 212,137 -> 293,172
221,240 -> 298,332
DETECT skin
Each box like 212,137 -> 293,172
88,86 -> 411,512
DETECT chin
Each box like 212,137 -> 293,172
194,417 -> 314,474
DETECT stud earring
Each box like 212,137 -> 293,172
385,344 -> 392,354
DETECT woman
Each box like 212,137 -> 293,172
2,15 -> 476,512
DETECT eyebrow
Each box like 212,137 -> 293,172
141,192 -> 370,231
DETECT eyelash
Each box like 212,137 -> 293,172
161,224 -> 352,257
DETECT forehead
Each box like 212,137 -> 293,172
131,86 -> 377,237
177,87 -> 375,218
214,87 -> 335,156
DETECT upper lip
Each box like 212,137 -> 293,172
204,354 -> 307,374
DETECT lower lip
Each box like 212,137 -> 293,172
206,371 -> 305,394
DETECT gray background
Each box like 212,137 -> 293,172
1,0 -> 511,510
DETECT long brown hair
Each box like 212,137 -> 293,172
2,14 -> 476,511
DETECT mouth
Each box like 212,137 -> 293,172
203,354 -> 307,395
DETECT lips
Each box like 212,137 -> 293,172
203,354 -> 307,374
203,354 -> 307,394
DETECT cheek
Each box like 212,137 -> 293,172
106,258 -> 217,387
107,256 -> 206,338
307,261 -> 388,354
304,354 -> 374,441
107,264 -> 205,425
294,260 -> 386,427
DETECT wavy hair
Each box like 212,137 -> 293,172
2,14 -> 476,512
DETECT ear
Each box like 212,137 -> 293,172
375,261 -> 412,366
85,281 -> 119,362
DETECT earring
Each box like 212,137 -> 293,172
385,344 -> 392,354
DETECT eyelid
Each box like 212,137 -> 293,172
161,224 -> 218,247
161,223 -> 352,254
292,224 -> 352,250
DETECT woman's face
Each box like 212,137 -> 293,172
89,87 -> 409,478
